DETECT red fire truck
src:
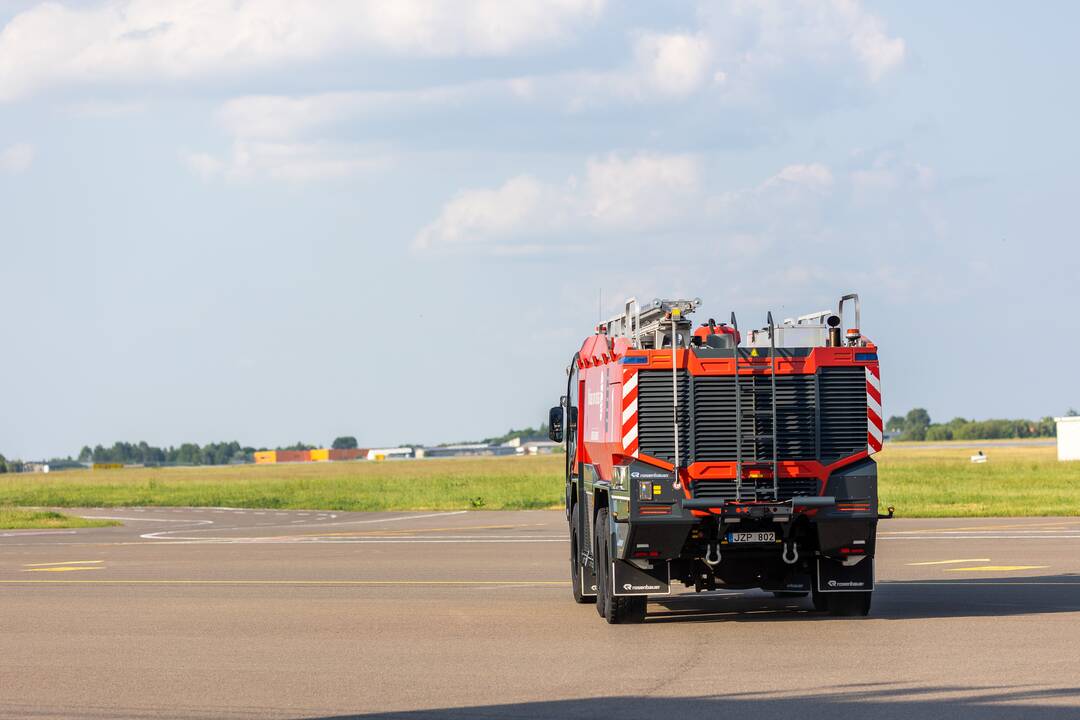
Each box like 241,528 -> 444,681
549,294 -> 888,623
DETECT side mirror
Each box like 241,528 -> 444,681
548,406 -> 564,443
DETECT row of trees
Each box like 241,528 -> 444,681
75,436 -> 363,466
886,408 -> 1073,442
78,441 -> 250,466
479,424 -> 550,446
0,436 -> 369,471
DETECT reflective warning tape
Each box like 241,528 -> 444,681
866,365 -> 883,453
622,367 -> 639,457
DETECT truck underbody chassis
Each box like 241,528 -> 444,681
572,458 -> 878,611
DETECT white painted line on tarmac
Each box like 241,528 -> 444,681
945,565 -> 1049,572
0,530 -> 78,537
138,510 -> 469,541
81,516 -> 212,523
881,534 -> 1080,540
882,581 -> 1080,586
0,579 -> 570,586
126,538 -> 568,545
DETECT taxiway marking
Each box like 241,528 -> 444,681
944,565 -> 1049,572
0,579 -> 568,586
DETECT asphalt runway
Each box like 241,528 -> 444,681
2,509 -> 1079,719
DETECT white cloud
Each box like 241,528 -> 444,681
849,150 -> 934,202
700,0 -> 905,97
760,163 -> 834,193
414,152 -> 700,254
413,175 -> 560,254
184,141 -> 388,183
416,153 -> 941,260
632,32 -> 712,97
0,141 -> 33,173
711,162 -> 835,220
194,1 -> 906,149
0,0 -> 606,101
582,153 -> 699,227
67,99 -> 147,117
217,85 -> 488,140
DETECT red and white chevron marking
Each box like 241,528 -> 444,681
621,367 -> 639,457
866,365 -> 883,454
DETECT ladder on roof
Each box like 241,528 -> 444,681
605,298 -> 700,348
731,311 -> 780,502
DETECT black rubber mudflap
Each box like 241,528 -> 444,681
612,560 -> 670,596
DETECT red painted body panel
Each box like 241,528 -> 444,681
574,335 -> 882,501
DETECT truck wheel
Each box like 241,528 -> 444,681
569,505 -> 594,605
594,508 -> 647,625
811,584 -> 829,612
828,592 -> 872,617
594,508 -> 608,618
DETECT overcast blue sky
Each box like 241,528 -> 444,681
1,1 -> 1077,459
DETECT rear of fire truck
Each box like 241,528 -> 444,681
549,293 -> 889,624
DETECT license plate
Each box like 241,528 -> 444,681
726,531 -> 776,544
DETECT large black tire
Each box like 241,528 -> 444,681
569,505 -> 594,605
811,583 -> 829,612
827,591 -> 873,617
594,508 -> 647,624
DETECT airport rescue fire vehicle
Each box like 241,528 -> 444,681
548,294 -> 890,623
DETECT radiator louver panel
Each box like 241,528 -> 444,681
636,370 -> 690,465
636,367 -> 867,469
819,367 -> 868,463
688,374 -> 816,462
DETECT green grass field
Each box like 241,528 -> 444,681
0,443 -> 1076,519
876,443 -> 1079,517
0,457 -> 562,513
0,507 -> 121,530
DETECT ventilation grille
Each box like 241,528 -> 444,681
689,374 -> 816,462
636,370 -> 690,465
819,367 -> 868,463
636,367 -> 867,468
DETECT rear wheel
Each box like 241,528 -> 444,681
828,591 -> 873,617
569,504 -> 594,605
811,584 -> 829,612
594,508 -> 647,624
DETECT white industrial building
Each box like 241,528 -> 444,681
1055,417 -> 1080,461
365,447 -> 415,461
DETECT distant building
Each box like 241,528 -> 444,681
520,440 -> 560,455
423,444 -> 517,459
1055,417 -> 1080,461
366,447 -> 415,461
255,449 -> 367,464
